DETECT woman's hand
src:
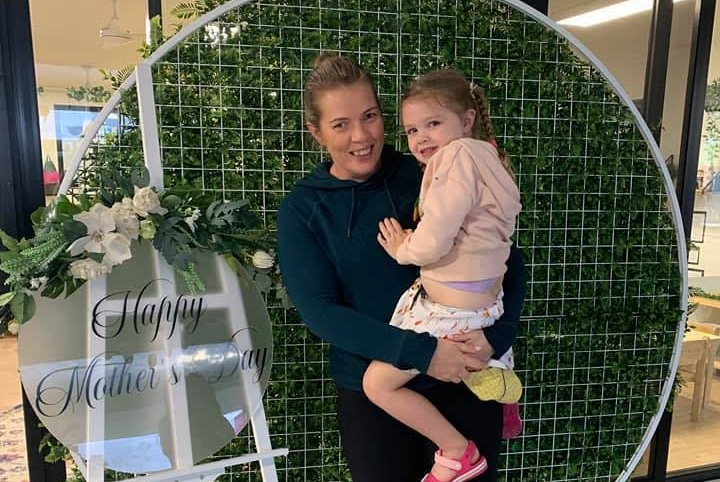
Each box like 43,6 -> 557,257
426,338 -> 487,383
377,217 -> 412,260
447,329 -> 495,369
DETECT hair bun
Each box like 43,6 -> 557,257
313,52 -> 340,69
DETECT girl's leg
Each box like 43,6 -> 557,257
363,360 -> 480,481
423,382 -> 503,482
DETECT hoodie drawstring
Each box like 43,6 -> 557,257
383,178 -> 399,219
346,180 -> 399,238
347,186 -> 356,238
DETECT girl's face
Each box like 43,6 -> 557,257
402,97 -> 475,164
307,82 -> 385,182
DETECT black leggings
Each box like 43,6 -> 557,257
337,382 -> 503,482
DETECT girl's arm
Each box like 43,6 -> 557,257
394,149 -> 478,266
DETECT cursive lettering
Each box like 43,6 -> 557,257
91,279 -> 207,341
35,351 -> 161,417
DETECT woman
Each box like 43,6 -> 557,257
277,53 -> 526,482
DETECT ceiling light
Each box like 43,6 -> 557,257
558,0 -> 689,28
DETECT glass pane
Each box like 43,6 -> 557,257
7,0 -> 183,478
549,0 -> 720,477
30,0 -> 151,204
669,0 -> 720,474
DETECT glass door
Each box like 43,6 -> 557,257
667,2 -> 720,470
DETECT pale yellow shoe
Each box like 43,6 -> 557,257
464,367 -> 523,404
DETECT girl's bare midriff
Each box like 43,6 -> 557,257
421,275 -> 501,311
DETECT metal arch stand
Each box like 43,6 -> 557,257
106,405 -> 287,482
70,399 -> 287,482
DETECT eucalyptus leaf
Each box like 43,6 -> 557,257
131,167 -> 151,188
41,277 -> 65,299
10,292 -> 35,324
30,205 -> 47,227
63,220 -> 88,241
64,277 -> 85,298
54,198 -> 83,219
0,229 -> 18,251
253,271 -> 272,293
162,194 -> 183,208
0,292 -> 15,307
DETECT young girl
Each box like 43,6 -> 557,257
362,69 -> 522,482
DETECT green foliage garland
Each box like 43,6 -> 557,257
0,165 -> 272,328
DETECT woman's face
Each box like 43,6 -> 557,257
308,82 -> 385,182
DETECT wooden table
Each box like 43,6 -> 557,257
681,328 -> 720,421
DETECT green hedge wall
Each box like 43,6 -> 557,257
67,1 -> 684,480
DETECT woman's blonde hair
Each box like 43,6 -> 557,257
403,69 -> 515,181
303,52 -> 378,127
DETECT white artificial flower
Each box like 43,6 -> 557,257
132,186 -> 168,217
7,320 -> 21,335
100,233 -> 133,266
29,276 -> 48,290
111,198 -> 140,240
183,207 -> 201,232
68,258 -> 113,280
252,250 -> 274,269
67,204 -> 132,266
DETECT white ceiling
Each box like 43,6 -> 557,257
30,0 -> 184,89
27,0 -> 720,94
551,0 -> 700,98
550,0 -> 698,56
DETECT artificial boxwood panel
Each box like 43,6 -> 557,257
64,0 -> 685,480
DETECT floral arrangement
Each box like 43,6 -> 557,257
0,167 -> 280,335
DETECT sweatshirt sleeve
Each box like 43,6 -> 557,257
395,147 -> 478,266
483,243 -> 526,359
277,199 -> 438,373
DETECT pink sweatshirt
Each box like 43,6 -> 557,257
395,138 -> 522,282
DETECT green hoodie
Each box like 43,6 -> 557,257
278,145 -> 525,391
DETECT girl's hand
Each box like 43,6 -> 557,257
377,217 -> 412,260
427,338 -> 486,383
447,329 -> 495,369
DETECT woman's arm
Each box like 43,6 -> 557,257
449,244 -> 526,360
278,198 -> 437,372
485,243 -> 526,357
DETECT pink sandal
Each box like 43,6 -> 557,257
421,440 -> 488,482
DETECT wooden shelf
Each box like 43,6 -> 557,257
691,296 -> 720,310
